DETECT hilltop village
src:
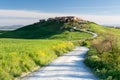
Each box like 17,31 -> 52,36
39,16 -> 86,23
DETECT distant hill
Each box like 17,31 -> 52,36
0,16 -> 92,39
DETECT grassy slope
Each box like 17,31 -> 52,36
85,22 -> 120,80
89,23 -> 120,37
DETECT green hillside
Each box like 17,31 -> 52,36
0,20 -> 92,40
0,21 -> 64,39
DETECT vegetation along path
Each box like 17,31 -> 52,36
21,31 -> 98,80
21,47 -> 97,80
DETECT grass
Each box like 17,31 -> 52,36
0,39 -> 74,80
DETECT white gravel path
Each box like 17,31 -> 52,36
21,47 -> 98,80
85,31 -> 98,38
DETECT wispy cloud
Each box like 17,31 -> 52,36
65,5 -> 120,9
0,9 -> 69,25
0,9 -> 68,18
0,9 -> 120,26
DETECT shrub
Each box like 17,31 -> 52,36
91,33 -> 119,55
85,33 -> 120,79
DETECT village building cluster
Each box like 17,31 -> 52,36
39,16 -> 83,23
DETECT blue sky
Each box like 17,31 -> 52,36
0,0 -> 120,26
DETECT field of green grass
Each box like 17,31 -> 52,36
0,39 -> 74,80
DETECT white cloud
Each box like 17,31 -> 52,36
76,14 -> 120,25
0,9 -> 120,26
65,5 -> 120,9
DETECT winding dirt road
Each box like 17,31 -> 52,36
21,47 -> 98,80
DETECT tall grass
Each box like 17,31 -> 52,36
0,39 -> 74,80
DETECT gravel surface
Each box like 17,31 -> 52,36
21,47 -> 98,80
